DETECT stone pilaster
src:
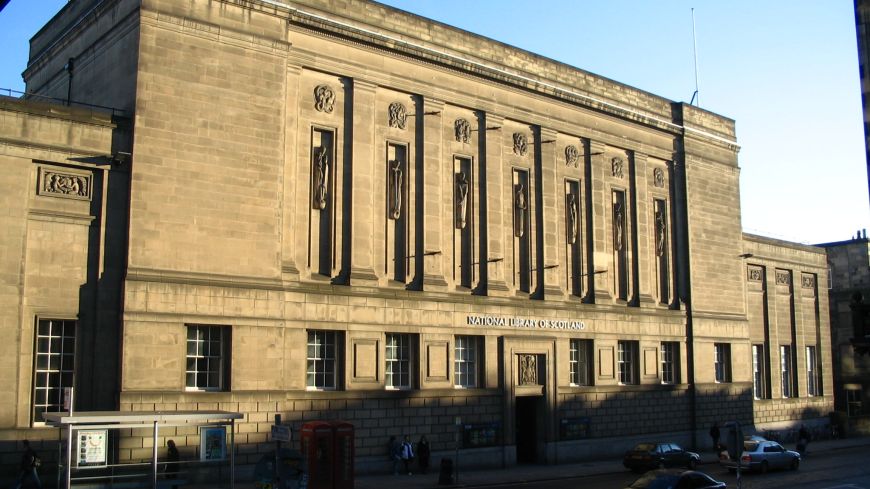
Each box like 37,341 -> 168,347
538,127 -> 565,300
421,97 -> 448,289
484,114 -> 510,295
282,63 -> 302,281
349,79 -> 379,285
589,140 -> 611,302
633,152 -> 655,306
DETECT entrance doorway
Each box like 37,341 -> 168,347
515,396 -> 539,464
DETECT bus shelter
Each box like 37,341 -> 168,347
43,410 -> 243,489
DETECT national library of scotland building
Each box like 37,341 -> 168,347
0,0 -> 836,479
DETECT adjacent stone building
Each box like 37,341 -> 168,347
1,0 -> 836,480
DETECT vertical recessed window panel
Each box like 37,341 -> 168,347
806,345 -> 818,397
753,344 -> 767,399
307,331 -> 338,390
33,319 -> 76,423
186,325 -> 230,392
569,339 -> 593,386
386,333 -> 411,389
780,345 -> 793,398
660,342 -> 679,385
714,343 -> 732,383
617,340 -> 638,385
454,335 -> 480,388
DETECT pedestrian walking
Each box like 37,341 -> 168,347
797,425 -> 810,455
401,435 -> 415,475
13,439 -> 42,489
709,423 -> 720,452
389,436 -> 402,475
165,439 -> 180,489
416,435 -> 431,474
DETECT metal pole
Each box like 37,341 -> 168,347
152,421 -> 159,489
230,420 -> 236,489
691,8 -> 701,107
65,425 -> 73,489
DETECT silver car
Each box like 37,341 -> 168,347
721,440 -> 800,473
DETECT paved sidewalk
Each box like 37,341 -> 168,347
354,436 -> 870,489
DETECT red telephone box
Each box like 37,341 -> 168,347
331,421 -> 354,489
300,420 -> 355,489
301,421 -> 334,489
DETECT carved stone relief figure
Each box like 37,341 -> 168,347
611,157 -> 624,179
513,132 -> 528,156
454,118 -> 471,143
613,200 -> 624,251
653,167 -> 665,188
776,270 -> 791,286
655,206 -> 666,257
566,192 -> 578,244
456,171 -> 469,229
802,274 -> 815,288
313,146 -> 329,209
514,183 -> 527,238
389,159 -> 403,220
40,169 -> 91,199
519,354 -> 537,385
565,145 -> 580,167
314,84 -> 335,113
388,102 -> 407,129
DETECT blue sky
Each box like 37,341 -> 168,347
2,0 -> 868,244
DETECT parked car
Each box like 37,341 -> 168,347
625,469 -> 726,489
623,442 -> 701,472
720,439 -> 800,473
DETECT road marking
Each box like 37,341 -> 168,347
818,485 -> 866,489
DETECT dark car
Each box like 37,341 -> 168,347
720,439 -> 800,473
623,442 -> 700,472
625,469 -> 726,489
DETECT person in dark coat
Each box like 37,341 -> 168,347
13,439 -> 42,489
389,436 -> 402,475
416,435 -> 431,474
166,439 -> 180,489
709,423 -> 721,452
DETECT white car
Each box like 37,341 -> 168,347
720,439 -> 800,473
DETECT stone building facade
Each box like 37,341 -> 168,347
0,0 -> 835,478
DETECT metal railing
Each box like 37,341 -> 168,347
0,87 -> 127,118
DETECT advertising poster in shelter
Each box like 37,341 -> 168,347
200,426 -> 227,461
77,430 -> 108,467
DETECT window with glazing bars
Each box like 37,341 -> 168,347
753,344 -> 767,399
186,325 -> 229,391
33,318 -> 76,423
386,333 -> 410,389
660,342 -> 679,385
570,339 -> 592,386
454,335 -> 479,388
806,345 -> 818,396
780,345 -> 793,398
617,340 -> 638,385
714,343 -> 732,383
307,330 -> 338,390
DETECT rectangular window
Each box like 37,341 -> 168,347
660,342 -> 679,385
569,339 -> 593,386
617,340 -> 639,385
307,330 -> 339,390
752,344 -> 767,399
186,325 -> 230,392
386,333 -> 411,389
454,335 -> 481,388
714,343 -> 732,383
846,389 -> 863,416
806,346 -> 818,397
33,318 -> 76,423
780,345 -> 793,398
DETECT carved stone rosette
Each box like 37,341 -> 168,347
388,102 -> 407,129
38,167 -> 92,201
314,84 -> 335,113
518,354 -> 537,385
653,168 -> 665,188
454,118 -> 471,143
611,157 -> 624,179
747,266 -> 763,282
775,269 -> 791,286
565,145 -> 580,167
513,132 -> 528,156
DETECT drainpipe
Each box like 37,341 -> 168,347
64,57 -> 74,106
